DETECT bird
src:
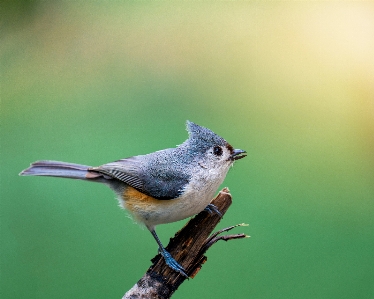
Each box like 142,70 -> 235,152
20,121 -> 246,277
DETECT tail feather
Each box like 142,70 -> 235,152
20,160 -> 95,180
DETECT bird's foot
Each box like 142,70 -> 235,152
160,248 -> 188,278
204,203 -> 222,217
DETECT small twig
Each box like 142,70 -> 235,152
204,223 -> 249,250
123,188 -> 248,299
205,233 -> 249,250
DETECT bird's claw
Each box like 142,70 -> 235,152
204,203 -> 222,217
160,249 -> 188,278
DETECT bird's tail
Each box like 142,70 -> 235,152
20,160 -> 102,181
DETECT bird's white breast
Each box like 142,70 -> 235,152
121,164 -> 230,229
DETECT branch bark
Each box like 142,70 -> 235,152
123,188 -> 248,299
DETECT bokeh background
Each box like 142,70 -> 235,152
2,1 -> 374,298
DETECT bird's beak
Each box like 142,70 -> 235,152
231,149 -> 247,161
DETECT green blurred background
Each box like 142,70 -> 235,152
2,1 -> 374,298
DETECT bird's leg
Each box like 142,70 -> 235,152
204,203 -> 222,217
150,229 -> 188,277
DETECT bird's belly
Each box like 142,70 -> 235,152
119,186 -> 216,228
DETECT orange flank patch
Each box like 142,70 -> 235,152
122,186 -> 163,214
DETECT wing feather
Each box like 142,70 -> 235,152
89,155 -> 189,200
90,156 -> 144,190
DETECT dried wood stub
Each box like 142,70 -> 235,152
123,188 -> 248,299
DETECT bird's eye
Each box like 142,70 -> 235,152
213,146 -> 223,156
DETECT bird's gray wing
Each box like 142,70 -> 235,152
89,156 -> 144,191
90,155 -> 189,200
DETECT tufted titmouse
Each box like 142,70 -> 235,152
20,121 -> 246,276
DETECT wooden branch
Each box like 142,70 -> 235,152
123,188 -> 248,299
